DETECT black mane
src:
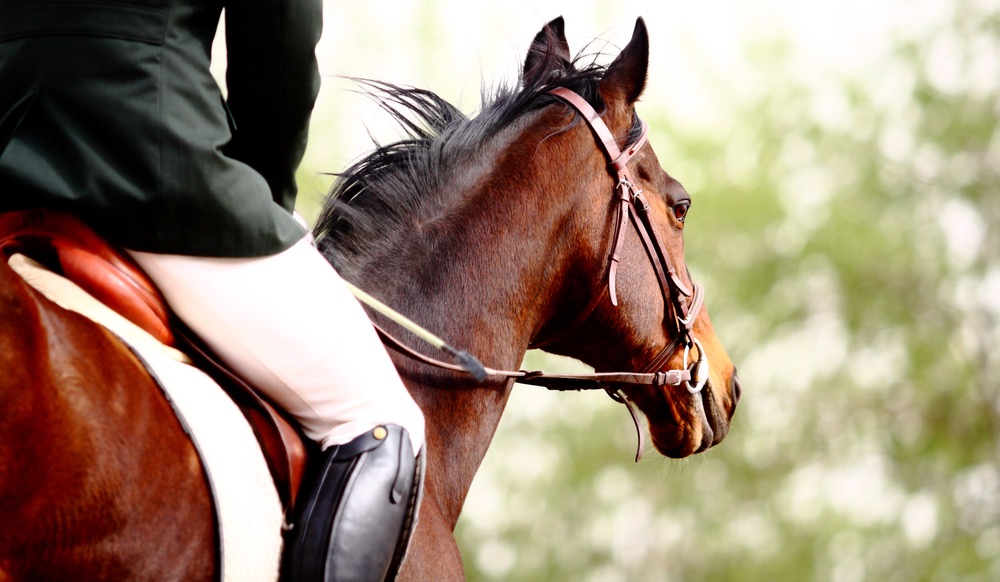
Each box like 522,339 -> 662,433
313,52 -> 641,270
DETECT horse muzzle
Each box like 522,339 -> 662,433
643,367 -> 740,458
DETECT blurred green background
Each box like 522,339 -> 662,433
245,1 -> 1000,579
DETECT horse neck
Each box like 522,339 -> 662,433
350,130 -> 586,526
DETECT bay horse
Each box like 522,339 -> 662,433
0,16 -> 738,582
315,16 -> 739,580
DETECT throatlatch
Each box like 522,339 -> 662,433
282,424 -> 423,582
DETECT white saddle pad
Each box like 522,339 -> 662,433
9,253 -> 284,582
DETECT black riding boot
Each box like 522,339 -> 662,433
282,424 -> 423,582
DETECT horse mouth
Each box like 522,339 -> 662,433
644,382 -> 731,459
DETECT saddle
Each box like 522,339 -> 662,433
0,209 -> 308,511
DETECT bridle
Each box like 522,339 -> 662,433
365,87 -> 710,461
531,88 -> 708,389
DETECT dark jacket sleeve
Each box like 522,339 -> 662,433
223,0 -> 322,213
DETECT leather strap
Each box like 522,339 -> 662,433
548,87 -> 650,308
373,321 -> 691,390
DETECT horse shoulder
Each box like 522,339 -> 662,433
399,494 -> 466,581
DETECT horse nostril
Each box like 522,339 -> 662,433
730,371 -> 742,405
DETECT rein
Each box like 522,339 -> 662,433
354,87 -> 709,461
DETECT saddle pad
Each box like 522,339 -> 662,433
8,253 -> 284,582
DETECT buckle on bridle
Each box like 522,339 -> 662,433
616,178 -> 643,202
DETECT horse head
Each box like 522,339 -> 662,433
525,17 -> 740,459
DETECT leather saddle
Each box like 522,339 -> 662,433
0,209 -> 309,511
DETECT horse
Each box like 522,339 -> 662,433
0,16 -> 738,581
313,17 -> 739,579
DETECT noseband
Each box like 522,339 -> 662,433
361,87 -> 711,461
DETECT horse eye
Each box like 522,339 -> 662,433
673,201 -> 690,223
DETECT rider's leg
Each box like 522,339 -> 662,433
127,236 -> 424,454
128,235 -> 425,580
283,423 -> 423,581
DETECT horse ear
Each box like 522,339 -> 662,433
600,17 -> 649,105
522,16 -> 573,86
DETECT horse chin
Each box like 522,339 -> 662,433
644,384 -> 728,459
649,420 -> 708,459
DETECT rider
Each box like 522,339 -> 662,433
0,0 -> 425,579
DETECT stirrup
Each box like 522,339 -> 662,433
282,424 -> 423,582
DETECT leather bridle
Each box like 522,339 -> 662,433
530,87 -> 708,395
367,87 -> 710,461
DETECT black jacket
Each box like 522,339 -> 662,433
0,0 -> 321,256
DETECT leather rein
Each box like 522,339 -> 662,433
367,87 -> 709,461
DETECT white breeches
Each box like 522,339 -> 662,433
128,236 -> 425,455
